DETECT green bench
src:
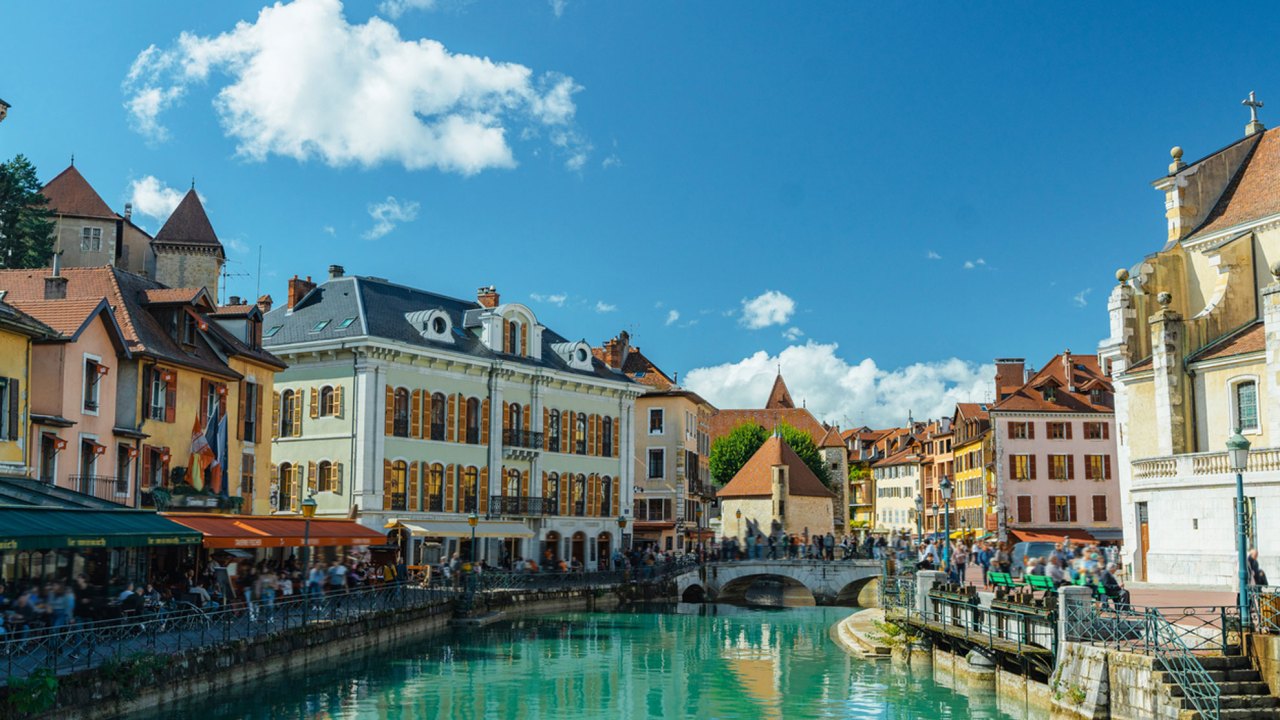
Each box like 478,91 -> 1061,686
1024,573 -> 1057,593
988,571 -> 1024,589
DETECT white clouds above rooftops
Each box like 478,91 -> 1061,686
740,290 -> 795,329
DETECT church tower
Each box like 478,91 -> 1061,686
819,426 -> 848,534
765,371 -> 795,409
152,189 -> 224,298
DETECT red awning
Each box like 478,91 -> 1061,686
163,513 -> 386,549
1007,528 -> 1096,544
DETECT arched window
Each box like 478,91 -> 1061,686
281,390 -> 297,437
393,388 -> 410,437
462,466 -> 479,513
548,409 -> 561,452
466,397 -> 481,444
546,472 -> 560,514
573,474 -> 586,516
318,460 -> 334,492
600,476 -> 612,516
278,462 -> 295,511
1232,378 -> 1260,433
575,414 -> 587,454
427,463 -> 444,511
508,320 -> 521,356
509,402 -> 523,435
387,460 -> 407,510
430,393 -> 446,440
319,386 -> 335,416
505,468 -> 521,497
601,416 -> 613,457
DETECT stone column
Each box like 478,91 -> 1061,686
1057,585 -> 1096,646
353,354 -> 382,510
1262,268 -> 1280,443
916,570 -> 945,618
1149,292 -> 1189,456
1100,271 -> 1138,572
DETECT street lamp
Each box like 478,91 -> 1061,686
695,504 -> 704,562
300,493 -> 317,626
617,514 -> 628,554
914,494 -> 924,542
1228,429 -> 1252,630
940,476 -> 953,572
736,508 -> 742,543
467,512 -> 479,567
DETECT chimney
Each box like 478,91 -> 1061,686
45,253 -> 67,300
1062,350 -> 1074,391
287,275 -> 316,310
993,358 -> 1025,400
602,331 -> 630,369
329,264 -> 344,280
257,294 -> 274,314
124,203 -> 132,221
477,285 -> 500,308
228,295 -> 242,306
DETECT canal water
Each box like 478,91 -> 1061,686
128,605 -> 1031,719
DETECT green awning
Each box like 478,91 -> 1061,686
0,507 -> 202,551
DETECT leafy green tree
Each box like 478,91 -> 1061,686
0,155 -> 55,269
709,421 -> 835,489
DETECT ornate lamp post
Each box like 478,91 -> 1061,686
617,514 -> 628,554
695,504 -> 704,562
914,494 -> 924,542
940,476 -> 953,571
300,493 -> 316,626
736,508 -> 742,544
467,512 -> 479,566
1228,429 -> 1252,630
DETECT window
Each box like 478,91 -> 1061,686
241,453 -> 255,495
602,416 -> 614,457
649,408 -> 664,434
461,466 -> 479,513
1235,380 -> 1260,432
83,358 -> 103,413
1083,422 -> 1109,440
80,226 -> 102,252
319,386 -> 335,416
311,320 -> 330,333
264,325 -> 282,338
1050,495 -> 1077,522
393,388 -> 410,437
573,474 -> 586,516
1009,455 -> 1035,480
318,460 -> 336,492
687,450 -> 700,486
149,369 -> 175,422
281,389 -> 299,437
1008,422 -> 1032,440
508,320 -> 521,356
648,447 -> 665,479
116,448 -> 131,496
182,314 -> 197,346
466,398 -> 480,444
575,413 -> 587,454
548,409 -> 561,452
546,472 -> 561,514
386,461 -> 408,511
243,382 -> 260,442
509,402 -> 523,434
427,464 -> 445,511
337,317 -> 357,329
430,393 -> 446,440
1085,454 -> 1111,481
600,476 -> 612,516
431,316 -> 447,334
0,378 -> 12,441
1016,495 -> 1032,523
1047,422 -> 1071,440
278,463 -> 296,511
1048,454 -> 1073,481
1092,495 -> 1108,522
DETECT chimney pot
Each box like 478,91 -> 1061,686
229,295 -> 242,306
257,294 -> 274,314
287,276 -> 317,311
329,264 -> 344,280
477,285 -> 500,308
124,203 -> 132,220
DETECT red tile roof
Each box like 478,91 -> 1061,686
872,443 -> 921,469
211,304 -> 254,317
818,425 -> 844,448
591,344 -> 675,389
709,407 -> 826,444
8,297 -> 110,337
954,403 -> 990,421
155,190 -> 222,250
991,353 -> 1113,414
1188,128 -> 1280,240
1190,322 -> 1264,362
765,373 -> 795,409
142,288 -> 207,305
717,435 -> 835,499
41,165 -> 116,220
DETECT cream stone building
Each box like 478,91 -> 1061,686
1101,109 -> 1280,584
265,270 -> 642,569
872,440 -> 923,535
717,434 -> 835,542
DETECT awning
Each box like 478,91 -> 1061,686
385,519 -> 533,539
164,513 -> 386,548
1007,528 -> 1097,544
0,508 -> 202,551
1087,528 -> 1124,542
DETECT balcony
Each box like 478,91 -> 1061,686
503,429 -> 544,460
69,475 -> 129,504
1132,446 -> 1280,483
489,495 -> 555,516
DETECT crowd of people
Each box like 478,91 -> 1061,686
707,530 -> 864,561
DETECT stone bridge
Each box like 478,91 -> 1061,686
673,559 -> 881,606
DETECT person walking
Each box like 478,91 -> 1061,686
953,541 -> 968,584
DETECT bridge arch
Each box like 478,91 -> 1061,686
681,584 -> 706,603
835,576 -> 878,607
717,574 -> 816,607
674,560 -> 881,607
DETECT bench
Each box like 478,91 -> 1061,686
988,571 -> 1024,589
1024,573 -> 1057,593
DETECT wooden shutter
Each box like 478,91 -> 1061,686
334,463 -> 344,495
384,386 -> 395,436
522,469 -> 530,498
1029,455 -> 1037,480
587,415 -> 596,456
1017,495 -> 1031,523
410,390 -> 422,438
520,323 -> 528,357
611,478 -> 620,516
502,401 -> 510,433
270,463 -> 278,500
291,390 -> 302,437
522,404 -> 531,436
561,411 -> 569,450
1066,422 -> 1073,440
164,373 -> 177,423
422,391 -> 432,437
503,320 -> 512,353
445,464 -> 456,511
235,381 -> 246,440
141,446 -> 153,489
1028,422 -> 1035,440
382,460 -> 393,510
141,366 -> 153,419
6,378 -> 18,441
310,387 -> 319,418
1008,456 -> 1016,480
1092,495 -> 1107,522
479,467 -> 489,514
568,412 -> 576,450
161,446 -> 171,484
481,398 -> 490,445
542,471 -> 549,499
542,408 -> 549,450
334,385 -> 344,419
613,418 -> 620,458
307,461 -> 317,494
269,390 -> 279,440
447,395 -> 457,442
1007,423 -> 1015,439
1102,423 -> 1110,440
1067,455 -> 1075,480
1104,455 -> 1112,480
1069,496 -> 1078,522
1047,497 -> 1056,522
560,475 -> 570,515
409,462 -> 420,511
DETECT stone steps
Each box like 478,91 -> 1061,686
1162,655 -> 1280,720
1181,709 -> 1280,720
1168,681 -> 1274,697
1158,668 -> 1264,683
1179,695 -> 1280,710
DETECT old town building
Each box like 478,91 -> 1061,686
264,271 -> 642,570
871,434 -> 923,535
717,434 -> 835,542
949,404 -> 992,539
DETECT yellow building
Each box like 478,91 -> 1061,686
0,301 -> 53,474
950,403 -> 992,537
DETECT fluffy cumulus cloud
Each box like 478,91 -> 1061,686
963,258 -> 987,270
363,196 -> 419,240
665,309 -> 680,326
740,290 -> 795,329
530,292 -> 567,306
685,341 -> 995,429
926,250 -> 942,260
782,326 -> 804,341
127,175 -> 199,221
123,0 -> 587,174
595,301 -> 617,313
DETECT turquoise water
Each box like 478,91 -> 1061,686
129,605 -> 1034,719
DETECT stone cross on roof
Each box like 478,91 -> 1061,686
1244,90 -> 1265,136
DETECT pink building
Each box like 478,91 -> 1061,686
12,297 -> 134,506
989,353 -> 1121,546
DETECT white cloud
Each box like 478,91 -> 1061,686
595,301 -> 617,313
378,0 -> 435,18
123,0 -> 588,175
963,258 -> 987,270
1073,288 -> 1092,308
549,0 -> 567,17
926,250 -> 942,260
531,292 -> 567,306
685,342 -> 995,429
322,225 -> 336,236
665,309 -> 680,326
127,175 -> 200,221
782,326 -> 804,341
362,196 -> 419,240
740,290 -> 796,329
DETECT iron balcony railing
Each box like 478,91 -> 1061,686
502,429 -> 544,450
69,475 -> 129,503
489,495 -> 554,516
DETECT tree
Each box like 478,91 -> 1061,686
0,155 -> 55,269
709,421 -> 835,489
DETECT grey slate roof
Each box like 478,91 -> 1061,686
263,275 -> 632,383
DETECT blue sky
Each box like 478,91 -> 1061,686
0,1 -> 1274,427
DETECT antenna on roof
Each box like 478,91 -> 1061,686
191,177 -> 196,191
70,153 -> 74,167
218,259 -> 251,306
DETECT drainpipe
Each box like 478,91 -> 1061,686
348,344 -> 358,513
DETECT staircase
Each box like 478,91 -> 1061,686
1160,655 -> 1280,720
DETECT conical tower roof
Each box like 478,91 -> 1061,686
765,372 -> 795,409
41,165 -> 116,220
155,189 -> 222,250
